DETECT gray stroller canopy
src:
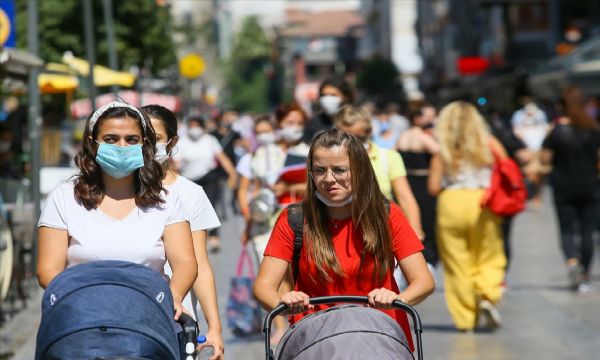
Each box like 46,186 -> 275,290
275,304 -> 413,360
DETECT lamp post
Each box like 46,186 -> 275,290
26,0 -> 41,277
83,0 -> 97,110
102,0 -> 120,96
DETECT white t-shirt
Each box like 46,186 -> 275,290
174,134 -> 223,181
38,181 -> 187,274
236,152 -> 253,179
163,175 -> 221,319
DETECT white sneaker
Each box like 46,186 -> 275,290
567,263 -> 583,290
577,282 -> 592,294
479,299 -> 502,329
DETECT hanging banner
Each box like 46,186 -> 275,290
0,0 -> 16,48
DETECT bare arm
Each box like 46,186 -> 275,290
397,252 -> 435,305
191,229 -> 224,359
215,152 -> 239,188
253,256 -> 289,311
392,176 -> 423,239
37,227 -> 69,288
164,221 -> 198,318
237,175 -> 252,221
427,153 -> 444,196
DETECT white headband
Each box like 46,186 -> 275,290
88,101 -> 147,132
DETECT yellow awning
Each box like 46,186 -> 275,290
62,52 -> 136,88
38,73 -> 79,94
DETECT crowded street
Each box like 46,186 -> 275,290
3,188 -> 600,359
2,0 -> 600,359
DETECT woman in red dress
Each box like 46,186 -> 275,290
253,129 -> 434,350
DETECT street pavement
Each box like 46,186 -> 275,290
2,187 -> 599,359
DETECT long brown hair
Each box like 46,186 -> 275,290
74,106 -> 165,210
304,129 -> 392,282
563,86 -> 599,129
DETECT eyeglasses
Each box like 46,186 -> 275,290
310,166 -> 351,181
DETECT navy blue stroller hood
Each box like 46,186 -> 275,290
36,260 -> 180,360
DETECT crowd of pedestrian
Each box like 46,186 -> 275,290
25,78 -> 600,358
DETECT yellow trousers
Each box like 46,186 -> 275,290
436,189 -> 506,330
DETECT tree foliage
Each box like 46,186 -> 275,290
15,0 -> 176,74
224,16 -> 272,112
356,55 -> 405,103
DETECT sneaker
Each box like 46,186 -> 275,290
577,282 -> 593,294
567,263 -> 583,290
479,299 -> 502,329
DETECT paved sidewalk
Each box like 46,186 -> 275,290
3,189 -> 599,359
417,192 -> 600,359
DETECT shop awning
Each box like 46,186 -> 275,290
38,73 -> 79,94
62,52 -> 136,88
70,90 -> 181,119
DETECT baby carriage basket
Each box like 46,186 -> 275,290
35,260 -> 198,360
264,295 -> 423,360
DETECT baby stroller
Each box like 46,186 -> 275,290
35,260 -> 198,360
263,296 -> 423,360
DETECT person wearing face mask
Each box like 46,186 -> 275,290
253,129 -> 434,353
302,77 -> 355,143
173,116 -> 238,253
236,115 -> 291,344
273,103 -> 310,208
396,106 -> 441,275
141,105 -> 225,359
37,102 -> 198,322
334,105 -> 424,241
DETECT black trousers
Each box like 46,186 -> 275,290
194,169 -> 222,237
553,190 -> 600,275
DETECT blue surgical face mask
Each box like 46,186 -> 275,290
95,142 -> 145,179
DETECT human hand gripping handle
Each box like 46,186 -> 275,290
367,288 -> 407,309
173,294 -> 184,321
280,291 -> 314,314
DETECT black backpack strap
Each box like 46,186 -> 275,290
287,199 -> 388,284
287,202 -> 304,284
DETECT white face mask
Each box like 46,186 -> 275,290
319,95 -> 343,116
188,127 -> 204,141
315,191 -> 352,208
280,126 -> 303,143
155,140 -> 171,164
256,132 -> 277,146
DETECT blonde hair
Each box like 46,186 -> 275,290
436,101 -> 492,176
334,105 -> 372,133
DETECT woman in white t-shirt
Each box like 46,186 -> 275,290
37,102 -> 197,321
142,105 -> 224,360
173,116 -> 237,253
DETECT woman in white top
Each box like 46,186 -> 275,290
142,105 -> 224,359
37,102 -> 197,321
174,116 -> 237,253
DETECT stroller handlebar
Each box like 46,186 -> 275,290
177,312 -> 198,359
263,295 -> 423,360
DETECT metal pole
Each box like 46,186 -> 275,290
102,0 -> 120,96
83,0 -> 97,110
27,0 -> 41,276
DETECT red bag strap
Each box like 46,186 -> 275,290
235,245 -> 256,278
488,137 -> 504,162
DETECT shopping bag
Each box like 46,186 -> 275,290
226,245 -> 262,336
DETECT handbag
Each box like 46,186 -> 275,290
226,245 -> 263,336
481,145 -> 527,216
